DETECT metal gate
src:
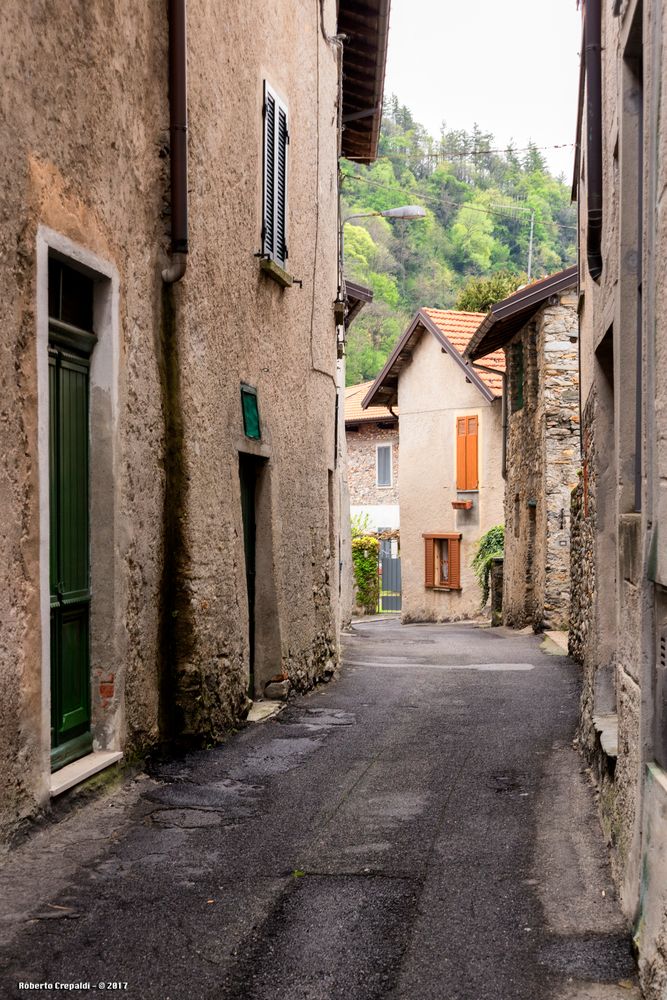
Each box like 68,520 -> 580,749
378,536 -> 402,612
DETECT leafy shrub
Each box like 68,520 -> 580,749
471,525 -> 505,607
351,511 -> 372,539
352,536 -> 380,613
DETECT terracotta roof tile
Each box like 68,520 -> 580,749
420,308 -> 505,395
345,380 -> 398,424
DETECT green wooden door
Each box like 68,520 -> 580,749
49,347 -> 92,771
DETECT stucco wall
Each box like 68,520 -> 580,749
397,330 -> 504,621
0,0 -> 341,838
503,298 -> 579,631
576,1 -> 667,993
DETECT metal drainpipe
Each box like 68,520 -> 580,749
468,362 -> 508,479
585,0 -> 603,281
162,0 -> 189,284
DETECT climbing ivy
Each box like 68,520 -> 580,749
471,525 -> 505,607
352,535 -> 380,614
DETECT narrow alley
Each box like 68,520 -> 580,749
1,621 -> 638,1000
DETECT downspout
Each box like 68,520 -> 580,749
469,362 -> 508,479
162,0 -> 189,284
585,0 -> 603,281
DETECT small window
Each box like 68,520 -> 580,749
241,384 -> 261,440
423,533 -> 462,590
456,415 -> 479,490
376,444 -> 392,487
262,81 -> 289,268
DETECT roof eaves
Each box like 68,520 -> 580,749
338,0 -> 391,164
361,311 -> 423,408
344,279 -> 374,329
572,17 -> 586,201
345,411 -> 398,427
464,266 -> 579,361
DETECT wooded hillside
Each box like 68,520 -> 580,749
343,98 -> 577,385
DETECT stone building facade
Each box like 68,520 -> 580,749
345,381 -> 399,531
363,309 -> 505,622
0,1 -> 389,839
465,271 -> 580,632
574,1 -> 667,994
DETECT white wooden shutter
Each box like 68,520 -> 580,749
262,83 -> 276,258
276,104 -> 288,265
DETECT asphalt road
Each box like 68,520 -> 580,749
0,620 -> 639,1000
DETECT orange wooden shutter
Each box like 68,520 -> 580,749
449,537 -> 461,589
424,536 -> 435,588
456,418 -> 467,489
466,416 -> 479,489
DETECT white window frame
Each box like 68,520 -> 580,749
262,81 -> 289,268
376,443 -> 393,488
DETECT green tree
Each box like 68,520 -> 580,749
456,270 -> 527,313
342,102 -> 576,386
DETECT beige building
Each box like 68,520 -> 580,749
345,381 -> 399,532
363,309 -> 504,621
573,0 -> 667,994
0,1 -> 389,839
465,268 -> 580,632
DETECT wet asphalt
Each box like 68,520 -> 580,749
0,620 -> 639,1000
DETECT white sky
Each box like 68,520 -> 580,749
383,0 -> 582,179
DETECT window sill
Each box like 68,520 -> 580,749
260,258 -> 293,288
432,585 -> 462,592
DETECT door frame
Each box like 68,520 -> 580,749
36,227 -> 121,793
235,438 -> 283,699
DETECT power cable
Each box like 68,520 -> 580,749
340,171 -> 578,232
344,142 -> 575,162
342,171 -> 577,231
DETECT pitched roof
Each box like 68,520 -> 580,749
421,309 -> 505,396
362,308 -> 504,409
464,266 -> 579,361
345,380 -> 398,425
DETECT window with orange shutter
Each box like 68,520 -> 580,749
423,533 -> 462,590
456,416 -> 479,490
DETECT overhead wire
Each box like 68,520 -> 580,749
343,141 -> 575,162
339,170 -> 578,233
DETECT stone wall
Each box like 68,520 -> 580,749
569,392 -> 596,671
346,422 -> 399,506
542,297 -> 581,628
503,319 -> 543,629
502,298 -> 579,631
575,3 -> 667,993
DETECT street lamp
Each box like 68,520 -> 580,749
337,205 -> 426,324
343,205 -> 427,225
